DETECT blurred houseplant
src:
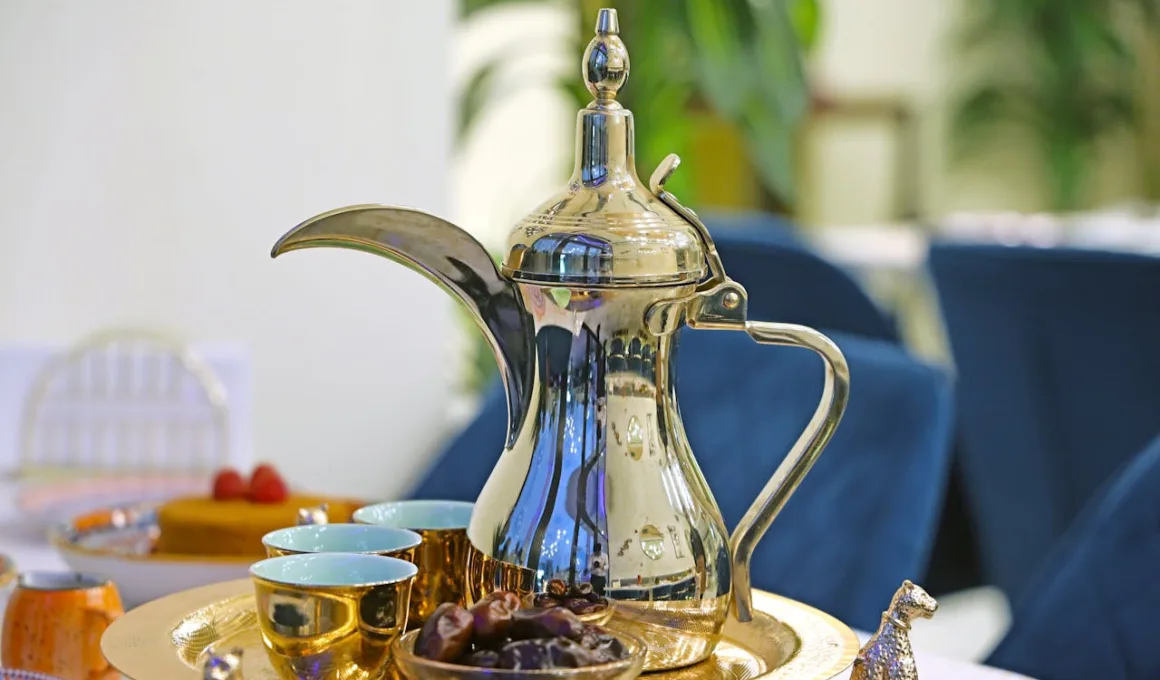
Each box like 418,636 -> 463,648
952,0 -> 1160,211
456,0 -> 820,394
460,0 -> 820,210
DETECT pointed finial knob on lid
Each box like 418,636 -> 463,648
583,8 -> 629,106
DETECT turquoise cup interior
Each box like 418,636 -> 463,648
352,500 -> 474,531
250,552 -> 418,588
262,523 -> 422,555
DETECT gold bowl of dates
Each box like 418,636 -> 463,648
393,591 -> 645,680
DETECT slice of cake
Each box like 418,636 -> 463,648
154,464 -> 361,558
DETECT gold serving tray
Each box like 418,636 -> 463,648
102,579 -> 858,680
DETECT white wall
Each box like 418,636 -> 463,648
0,0 -> 458,499
452,4 -> 574,250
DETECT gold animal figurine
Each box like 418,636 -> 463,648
850,580 -> 938,680
297,503 -> 329,526
204,647 -> 244,679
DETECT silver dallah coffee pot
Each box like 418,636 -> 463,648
272,9 -> 849,671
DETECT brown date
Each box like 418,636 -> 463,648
546,578 -> 568,598
532,593 -> 558,608
414,603 -> 474,662
567,582 -> 593,597
546,638 -> 598,668
563,597 -> 597,614
497,639 -> 551,670
509,607 -> 584,641
470,591 -> 521,645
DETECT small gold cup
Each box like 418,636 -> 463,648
251,553 -> 418,680
353,500 -> 473,627
262,524 -> 422,562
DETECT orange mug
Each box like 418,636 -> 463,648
1,572 -> 123,680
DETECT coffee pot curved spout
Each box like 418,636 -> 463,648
270,205 -> 535,445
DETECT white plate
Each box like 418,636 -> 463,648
49,503 -> 252,608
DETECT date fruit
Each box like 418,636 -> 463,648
470,591 -> 521,645
412,591 -> 629,670
533,580 -> 608,616
510,607 -> 584,641
414,603 -> 474,663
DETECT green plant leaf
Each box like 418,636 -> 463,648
787,0 -> 822,52
738,101 -> 797,204
1135,0 -> 1160,27
950,83 -> 1040,161
683,0 -> 749,117
1092,88 -> 1135,127
748,0 -> 810,123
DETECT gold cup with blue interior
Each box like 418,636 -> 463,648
353,500 -> 473,627
262,523 -> 422,562
250,552 -> 418,680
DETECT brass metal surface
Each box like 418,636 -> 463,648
351,518 -> 470,629
269,7 -> 850,673
101,580 -> 857,680
250,567 -> 414,680
849,581 -> 938,680
391,628 -> 646,680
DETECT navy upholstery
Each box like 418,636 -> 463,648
928,244 -> 1160,600
987,432 -> 1160,680
703,211 -> 899,342
409,330 -> 954,631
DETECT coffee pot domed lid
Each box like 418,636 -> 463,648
501,8 -> 707,288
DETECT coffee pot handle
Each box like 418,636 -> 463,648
731,321 -> 850,622
648,153 -> 852,621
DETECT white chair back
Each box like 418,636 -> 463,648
18,329 -> 230,476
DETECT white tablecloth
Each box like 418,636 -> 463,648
0,481 -> 1032,678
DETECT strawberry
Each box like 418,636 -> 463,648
212,468 -> 247,501
249,467 -> 288,503
250,463 -> 278,484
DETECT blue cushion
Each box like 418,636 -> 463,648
678,329 -> 953,630
987,432 -> 1160,680
410,330 -> 954,631
929,244 -> 1160,599
702,212 -> 899,342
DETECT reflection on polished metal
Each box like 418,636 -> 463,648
270,7 -> 850,672
296,504 -> 329,526
203,647 -> 244,680
251,573 -> 413,680
352,516 -> 470,629
405,527 -> 469,628
849,581 -> 938,680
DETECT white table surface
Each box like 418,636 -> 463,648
0,480 -> 1032,678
